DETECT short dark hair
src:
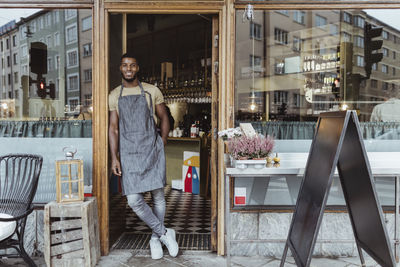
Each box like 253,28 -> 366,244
121,53 -> 139,65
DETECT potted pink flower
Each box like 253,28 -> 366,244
227,135 -> 274,160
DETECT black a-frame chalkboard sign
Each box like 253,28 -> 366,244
280,111 -> 395,267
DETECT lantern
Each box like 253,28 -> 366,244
55,147 -> 84,203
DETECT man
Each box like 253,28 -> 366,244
370,97 -> 400,122
109,53 -> 178,259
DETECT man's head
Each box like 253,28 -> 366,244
120,53 -> 139,83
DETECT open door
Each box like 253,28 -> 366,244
210,15 -> 219,252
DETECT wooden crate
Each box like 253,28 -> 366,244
44,197 -> 100,267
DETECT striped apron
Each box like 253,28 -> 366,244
118,82 -> 166,194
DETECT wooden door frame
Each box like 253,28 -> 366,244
95,1 -> 229,255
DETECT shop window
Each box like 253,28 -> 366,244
274,28 -> 288,45
293,11 -> 305,24
82,16 -> 92,31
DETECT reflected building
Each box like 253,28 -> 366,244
235,10 -> 400,122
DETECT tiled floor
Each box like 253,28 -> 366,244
110,185 -> 211,250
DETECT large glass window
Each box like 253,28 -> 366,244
0,8 -> 93,204
234,9 -> 400,209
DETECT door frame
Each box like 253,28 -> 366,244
94,1 -> 233,255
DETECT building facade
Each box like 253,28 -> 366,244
0,0 -> 399,259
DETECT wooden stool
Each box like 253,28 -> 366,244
44,197 -> 100,267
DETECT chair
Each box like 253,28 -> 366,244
0,154 -> 43,267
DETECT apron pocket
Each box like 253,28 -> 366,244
121,131 -> 156,153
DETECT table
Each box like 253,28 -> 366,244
225,152 -> 400,266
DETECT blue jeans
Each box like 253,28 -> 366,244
127,188 -> 166,238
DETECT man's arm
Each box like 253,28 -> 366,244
109,110 -> 122,176
155,103 -> 170,145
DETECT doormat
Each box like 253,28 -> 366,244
112,232 -> 211,251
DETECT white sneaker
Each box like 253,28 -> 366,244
149,237 -> 163,260
159,228 -> 179,257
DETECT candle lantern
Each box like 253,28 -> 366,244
55,147 -> 84,203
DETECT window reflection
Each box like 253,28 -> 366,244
0,9 -> 92,122
235,10 -> 400,126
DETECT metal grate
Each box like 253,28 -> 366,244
112,233 -> 211,251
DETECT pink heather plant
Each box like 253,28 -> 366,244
228,135 -> 274,160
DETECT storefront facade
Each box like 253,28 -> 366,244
0,0 -> 400,257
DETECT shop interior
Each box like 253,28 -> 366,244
108,14 -> 214,250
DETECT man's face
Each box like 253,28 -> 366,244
120,57 -> 139,82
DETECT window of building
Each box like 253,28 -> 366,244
22,65 -> 28,75
0,40 -> 3,52
250,55 -> 262,67
354,36 -> 364,48
293,11 -> 305,24
46,13 -> 52,27
393,68 -> 396,76
315,15 -> 327,28
343,12 -> 352,23
6,38 -> 9,49
54,10 -> 60,23
55,55 -> 60,70
39,17 -> 44,30
65,9 -> 77,20
67,49 -> 78,68
356,55 -> 364,67
12,35 -> 17,47
382,30 -> 389,40
21,45 -> 27,58
84,69 -> 92,82
30,21 -> 36,33
47,35 -> 52,48
250,22 -> 262,40
84,94 -> 92,107
67,74 -> 79,91
394,51 -> 396,60
342,32 -> 351,42
7,56 -> 10,67
83,43 -> 92,57
68,97 -> 79,111
82,16 -> 92,31
372,63 -> 377,71
54,32 -> 60,46
382,64 -> 389,74
371,79 -> 378,88
13,53 -> 17,65
20,26 -> 26,39
66,24 -> 77,44
8,74 -> 11,85
273,91 -> 288,104
354,16 -> 365,28
382,82 -> 389,90
274,28 -> 288,44
276,10 -> 289,16
383,48 -> 389,57
330,24 -> 339,35
1,58 -> 3,68
293,36 -> 301,51
47,57 -> 53,72
14,72 -> 18,84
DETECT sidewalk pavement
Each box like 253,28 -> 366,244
0,250 -> 382,267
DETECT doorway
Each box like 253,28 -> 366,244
107,13 -> 219,252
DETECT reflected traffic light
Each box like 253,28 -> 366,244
364,23 -> 383,79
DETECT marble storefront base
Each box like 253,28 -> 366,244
229,212 -> 396,257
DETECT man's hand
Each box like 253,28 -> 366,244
112,159 -> 122,176
162,136 -> 167,146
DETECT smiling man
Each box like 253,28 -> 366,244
108,53 -> 178,259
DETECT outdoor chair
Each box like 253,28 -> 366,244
0,154 -> 43,267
